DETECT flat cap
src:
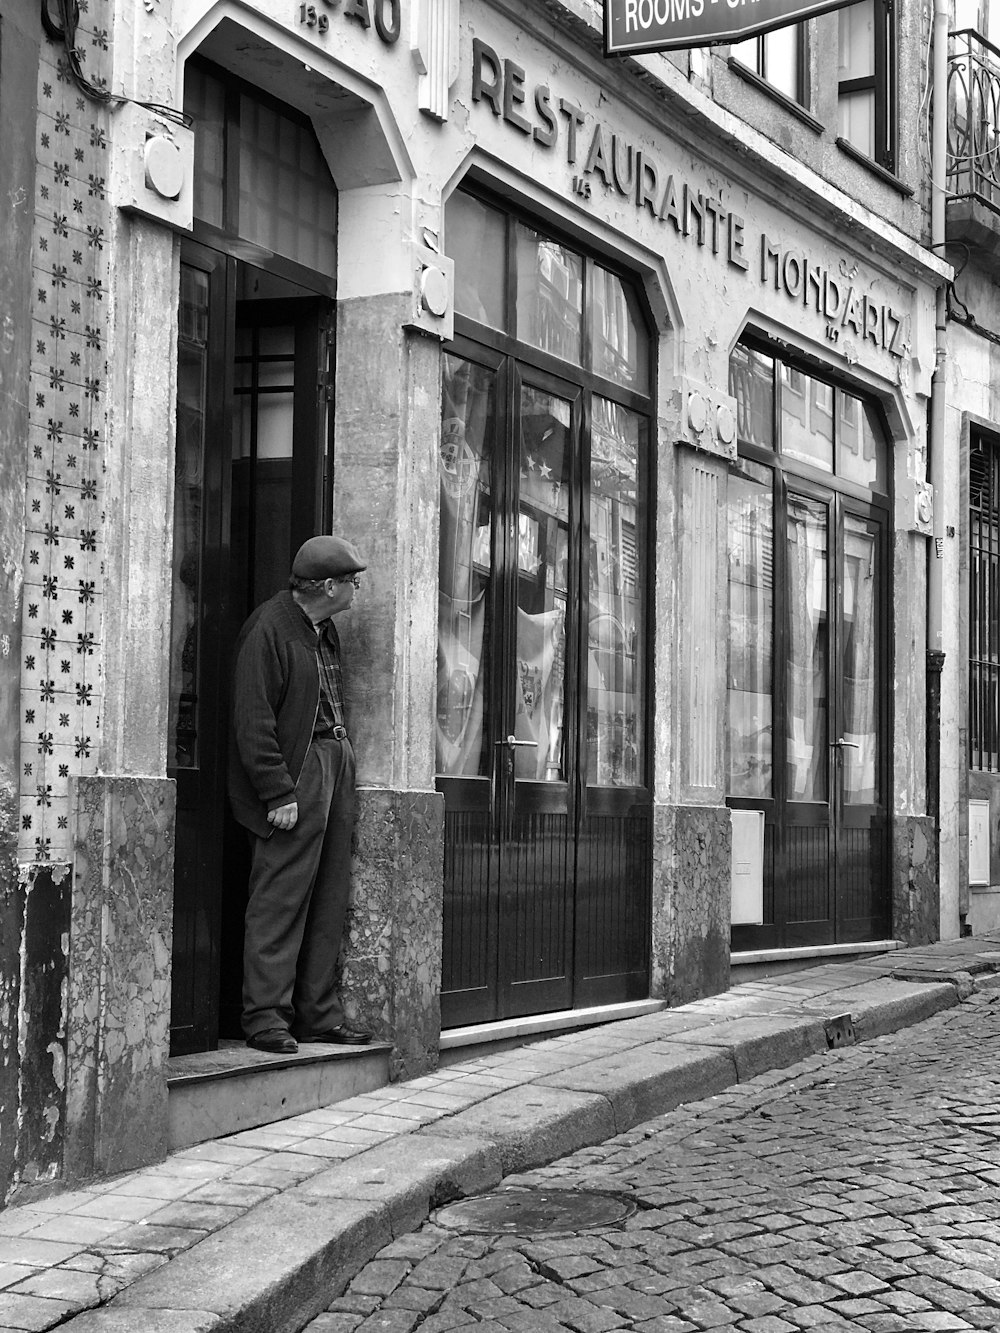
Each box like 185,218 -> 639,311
292,536 -> 367,580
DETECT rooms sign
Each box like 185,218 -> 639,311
605,0 -> 853,55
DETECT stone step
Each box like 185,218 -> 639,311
166,1039 -> 392,1150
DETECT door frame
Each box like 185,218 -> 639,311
169,242 -> 335,1054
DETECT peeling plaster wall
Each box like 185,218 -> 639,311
893,814 -> 939,947
651,804 -> 731,1006
65,776 -> 173,1181
343,788 -> 444,1079
15,867 -> 71,1194
0,0 -> 39,1206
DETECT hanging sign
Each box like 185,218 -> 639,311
605,0 -> 853,56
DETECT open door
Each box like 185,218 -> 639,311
168,246 -> 334,1054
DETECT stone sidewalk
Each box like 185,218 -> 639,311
3,934 -> 1000,1333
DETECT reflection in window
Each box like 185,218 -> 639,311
838,394 -> 887,492
729,344 -> 775,449
588,397 -> 646,787
727,461 -> 774,797
515,223 -> 583,365
589,266 -> 649,393
436,355 -> 496,777
446,191 -> 506,329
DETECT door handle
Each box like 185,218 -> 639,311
831,737 -> 859,749
497,735 -> 538,748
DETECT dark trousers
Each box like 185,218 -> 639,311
242,736 -> 356,1038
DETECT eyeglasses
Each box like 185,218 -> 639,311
335,575 -> 361,589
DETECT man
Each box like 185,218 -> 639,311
229,535 -> 372,1054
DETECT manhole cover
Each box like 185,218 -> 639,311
434,1189 -> 636,1235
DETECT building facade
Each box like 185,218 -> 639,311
1,0 -> 961,1202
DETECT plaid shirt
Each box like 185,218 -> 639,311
311,615 -> 346,735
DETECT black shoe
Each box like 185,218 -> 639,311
247,1028 -> 298,1054
299,1024 -> 372,1046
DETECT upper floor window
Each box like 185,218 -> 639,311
838,0 -> 895,171
731,25 -> 806,104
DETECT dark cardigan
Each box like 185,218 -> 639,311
228,589 -> 340,838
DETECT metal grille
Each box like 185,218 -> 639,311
970,433 -> 1000,770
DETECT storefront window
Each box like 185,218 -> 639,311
589,267 -> 650,393
781,368 -> 834,474
589,397 -> 645,787
727,460 -> 774,797
437,354 -> 496,777
730,343 -> 775,449
441,188 -> 652,791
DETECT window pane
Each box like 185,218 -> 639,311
169,266 -> 210,769
727,460 -> 774,797
838,89 -> 875,158
185,65 -> 225,229
781,368 -> 834,473
841,515 -> 879,804
730,344 -> 775,449
764,26 -> 800,101
588,397 -> 645,788
837,393 -> 888,492
839,0 -> 875,79
589,266 -> 649,393
515,386 -> 573,780
238,96 -> 336,274
730,35 -> 761,72
446,191 -> 506,330
437,355 -> 496,777
515,223 -> 583,365
786,495 -> 828,802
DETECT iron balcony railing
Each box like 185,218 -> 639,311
949,28 -> 1000,212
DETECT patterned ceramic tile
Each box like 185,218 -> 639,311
20,18 -> 112,865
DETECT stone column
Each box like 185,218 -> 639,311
651,377 -> 735,1007
332,185 -> 446,1076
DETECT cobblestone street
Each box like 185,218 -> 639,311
304,983 -> 1000,1333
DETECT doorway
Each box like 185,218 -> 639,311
727,341 -> 892,949
168,59 -> 337,1055
437,189 -> 655,1027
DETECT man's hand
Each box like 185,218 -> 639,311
267,802 -> 298,831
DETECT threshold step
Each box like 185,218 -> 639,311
166,1038 -> 392,1151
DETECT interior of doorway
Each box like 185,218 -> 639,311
170,255 -> 334,1053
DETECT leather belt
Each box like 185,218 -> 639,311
314,724 -> 348,741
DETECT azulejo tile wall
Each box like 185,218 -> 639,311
20,1 -> 111,866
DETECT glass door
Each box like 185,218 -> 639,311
835,507 -> 889,940
727,340 -> 891,950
